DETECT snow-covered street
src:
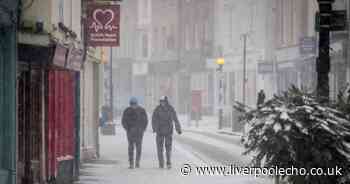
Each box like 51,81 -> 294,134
75,122 -> 272,184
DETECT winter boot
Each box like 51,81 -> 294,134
129,161 -> 134,169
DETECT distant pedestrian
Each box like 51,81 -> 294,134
257,89 -> 266,108
122,97 -> 148,169
347,87 -> 350,104
152,96 -> 182,169
99,106 -> 110,127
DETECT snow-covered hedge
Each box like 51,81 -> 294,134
234,86 -> 350,184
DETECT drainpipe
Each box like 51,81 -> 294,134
74,73 -> 81,180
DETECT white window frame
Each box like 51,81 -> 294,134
59,0 -> 64,23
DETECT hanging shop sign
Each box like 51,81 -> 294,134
52,44 -> 68,67
67,48 -> 84,71
86,4 -> 120,47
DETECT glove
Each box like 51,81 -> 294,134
176,129 -> 182,135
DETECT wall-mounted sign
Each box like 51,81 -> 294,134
191,90 -> 202,113
258,62 -> 274,74
67,48 -> 83,71
300,37 -> 316,55
331,10 -> 347,31
315,10 -> 347,32
86,4 -> 120,47
52,44 -> 67,67
132,62 -> 148,76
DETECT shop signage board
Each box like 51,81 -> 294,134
300,37 -> 317,55
67,48 -> 84,71
258,63 -> 274,74
52,44 -> 68,67
315,10 -> 347,32
86,4 -> 120,47
132,62 -> 148,76
191,90 -> 202,113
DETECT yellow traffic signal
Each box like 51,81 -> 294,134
216,58 -> 225,65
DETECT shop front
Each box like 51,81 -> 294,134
17,42 -> 51,184
47,44 -> 82,184
17,41 -> 83,184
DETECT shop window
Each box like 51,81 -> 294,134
142,34 -> 148,58
59,0 -> 64,23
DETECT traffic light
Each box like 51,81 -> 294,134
216,57 -> 225,71
316,0 -> 337,102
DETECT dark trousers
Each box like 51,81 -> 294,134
156,134 -> 173,166
127,133 -> 144,166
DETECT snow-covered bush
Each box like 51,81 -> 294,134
336,85 -> 350,119
234,86 -> 350,184
336,85 -> 350,184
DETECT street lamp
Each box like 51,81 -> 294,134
216,58 -> 225,130
216,57 -> 225,66
241,33 -> 248,107
316,0 -> 335,102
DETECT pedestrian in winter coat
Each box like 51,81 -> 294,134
347,87 -> 350,104
122,97 -> 148,169
99,106 -> 110,127
257,89 -> 266,108
152,96 -> 182,169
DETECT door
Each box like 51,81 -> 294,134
46,70 -> 76,182
17,67 -> 43,184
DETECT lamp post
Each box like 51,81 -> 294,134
216,58 -> 225,130
241,33 -> 248,106
316,0 -> 338,103
109,47 -> 114,122
316,0 -> 334,102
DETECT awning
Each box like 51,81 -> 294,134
19,42 -> 83,71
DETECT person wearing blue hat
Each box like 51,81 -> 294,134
122,97 -> 148,169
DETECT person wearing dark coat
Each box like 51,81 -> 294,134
122,97 -> 148,169
347,87 -> 350,104
152,96 -> 182,169
257,89 -> 266,108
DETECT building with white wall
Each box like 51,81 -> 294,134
209,0 -> 268,130
177,0 -> 215,117
263,0 -> 348,101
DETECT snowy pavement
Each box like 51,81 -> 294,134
75,125 -> 272,184
176,131 -> 250,166
178,115 -> 243,136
